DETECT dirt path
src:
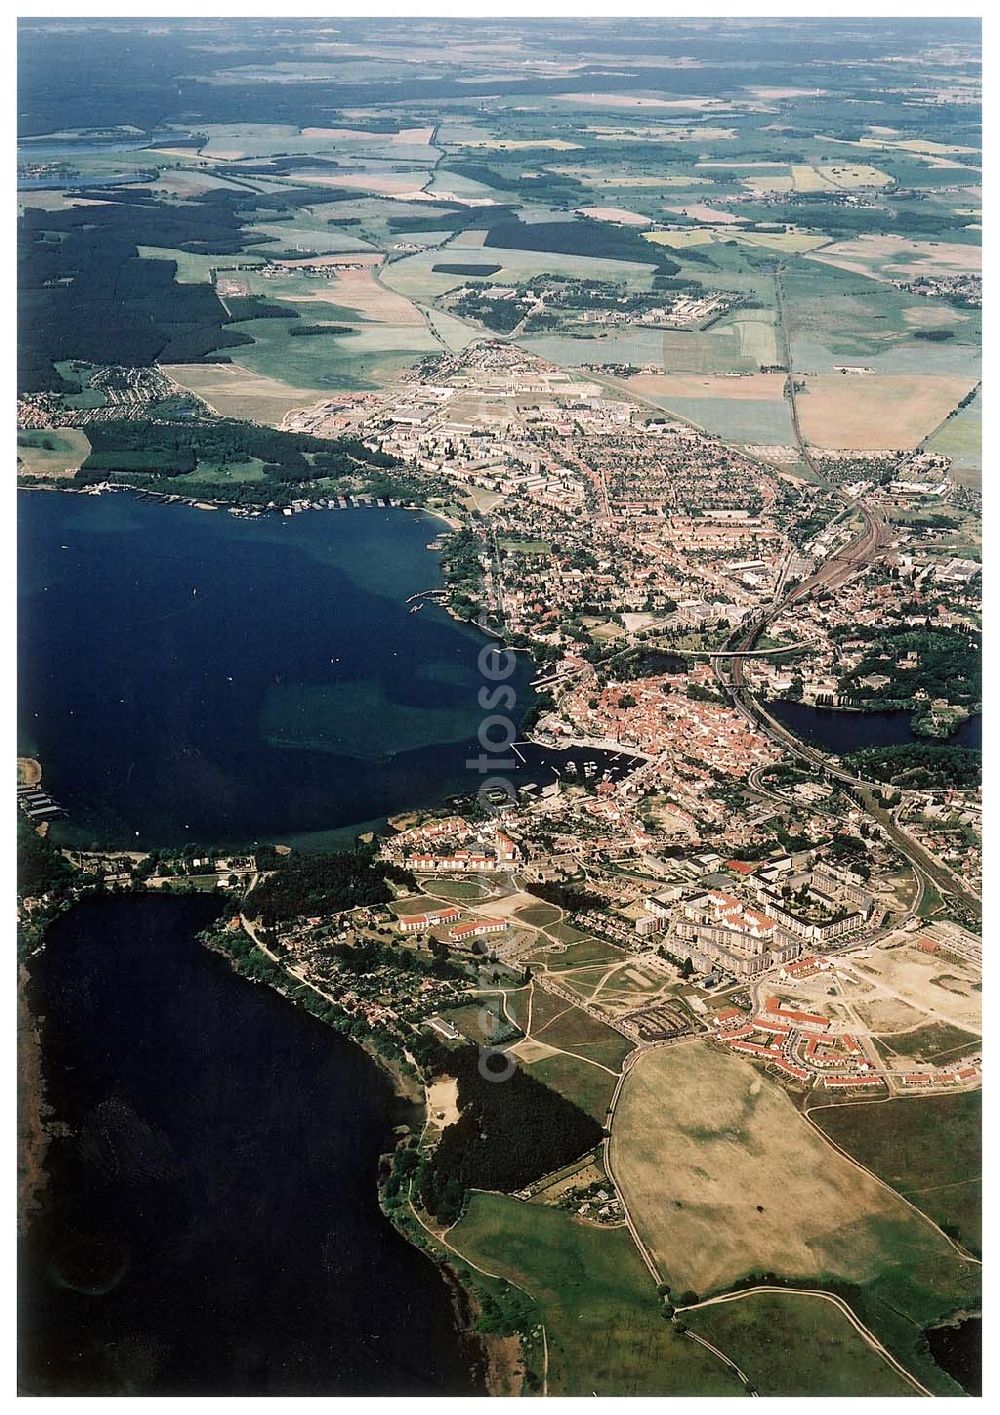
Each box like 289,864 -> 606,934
802,1094 -> 981,1264
679,1285 -> 932,1396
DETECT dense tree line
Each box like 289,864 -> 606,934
844,744 -> 981,789
483,217 -> 680,274
17,815 -> 73,899
77,417 -> 401,484
246,844 -> 415,925
419,1045 -> 604,1222
432,263 -> 503,277
523,881 -> 603,913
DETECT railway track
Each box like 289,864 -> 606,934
712,266 -> 979,920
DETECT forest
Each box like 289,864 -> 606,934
77,418 -> 403,484
483,217 -> 680,274
843,743 -> 981,789
16,815 -> 73,900
419,1044 -> 604,1222
836,625 -> 981,710
246,844 -> 415,925
17,185 -> 352,392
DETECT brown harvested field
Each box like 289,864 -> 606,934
903,304 -> 969,329
282,266 -> 425,326
610,1041 -> 953,1294
283,170 -> 427,196
850,996 -> 928,1034
576,206 -> 652,226
17,757 -> 42,788
509,1037 -> 561,1064
300,125 -> 434,145
161,364 -> 326,425
807,234 -> 981,280
665,202 -> 743,224
796,374 -> 980,451
625,372 -> 787,402
426,1075 -> 459,1129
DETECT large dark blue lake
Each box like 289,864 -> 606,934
18,491 -> 534,848
19,894 -> 481,1396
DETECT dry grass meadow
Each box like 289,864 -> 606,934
609,1040 -> 953,1294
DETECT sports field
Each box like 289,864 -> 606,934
448,1194 -> 742,1395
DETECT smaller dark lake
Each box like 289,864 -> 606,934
767,702 -> 982,755
926,1318 -> 981,1396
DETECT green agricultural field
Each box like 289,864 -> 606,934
639,395 -> 794,446
522,1050 -> 618,1122
137,245 -> 265,284
610,1041 -> 979,1392
449,1194 -> 743,1395
16,427 -> 91,478
216,314 -> 437,391
686,1291 -> 914,1396
808,1090 -> 981,1255
923,389 -> 981,487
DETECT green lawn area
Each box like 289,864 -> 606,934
516,902 -> 562,927
874,1021 -> 980,1064
528,986 -> 633,1070
499,538 -> 551,555
522,1050 -> 618,1122
423,877 -> 492,902
174,458 -> 268,485
687,1291 -> 914,1396
809,1091 -> 981,1255
449,1194 -> 742,1395
527,934 -> 621,968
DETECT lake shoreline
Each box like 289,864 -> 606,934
19,895 -> 490,1396
195,920 -> 512,1394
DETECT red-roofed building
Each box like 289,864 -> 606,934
449,917 -> 507,942
762,996 -> 830,1034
